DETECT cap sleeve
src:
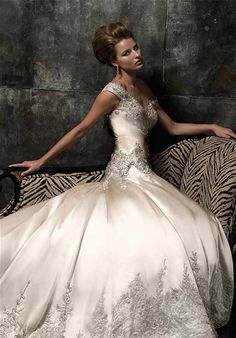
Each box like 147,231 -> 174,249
101,82 -> 126,100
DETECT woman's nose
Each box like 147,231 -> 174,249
133,49 -> 140,57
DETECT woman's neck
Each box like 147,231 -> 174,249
115,69 -> 138,88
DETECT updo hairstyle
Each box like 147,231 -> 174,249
92,22 -> 134,66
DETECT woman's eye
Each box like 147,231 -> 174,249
123,50 -> 130,56
134,45 -> 139,50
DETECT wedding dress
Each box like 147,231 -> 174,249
0,82 -> 234,338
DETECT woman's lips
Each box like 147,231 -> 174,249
135,59 -> 143,65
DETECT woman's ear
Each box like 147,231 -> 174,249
111,59 -> 118,68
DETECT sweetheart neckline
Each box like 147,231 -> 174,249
109,82 -> 156,114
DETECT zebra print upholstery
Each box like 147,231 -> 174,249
1,136 -> 235,250
152,136 -> 236,250
13,171 -> 104,212
152,138 -> 198,188
0,170 -> 105,217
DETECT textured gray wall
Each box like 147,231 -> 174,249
0,0 -> 235,167
151,0 -> 236,152
0,0 -> 165,167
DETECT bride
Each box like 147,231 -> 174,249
0,22 -> 235,338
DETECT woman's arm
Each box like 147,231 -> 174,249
157,106 -> 236,139
9,91 -> 120,176
140,80 -> 236,139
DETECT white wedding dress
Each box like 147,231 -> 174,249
0,82 -> 234,338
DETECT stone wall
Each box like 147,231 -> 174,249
1,0 -> 235,167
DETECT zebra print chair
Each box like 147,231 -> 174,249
1,136 -> 235,252
153,136 -> 236,250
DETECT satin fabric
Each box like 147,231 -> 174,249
0,82 -> 233,338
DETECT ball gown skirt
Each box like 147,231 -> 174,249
0,82 -> 233,338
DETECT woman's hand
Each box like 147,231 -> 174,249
212,124 -> 236,139
9,159 -> 45,177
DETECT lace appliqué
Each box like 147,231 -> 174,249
102,143 -> 154,189
86,255 -> 220,338
28,283 -> 73,338
102,83 -> 124,100
102,82 -> 159,135
0,281 -> 73,338
0,280 -> 30,338
0,252 -> 233,337
112,99 -> 158,135
190,252 -> 233,328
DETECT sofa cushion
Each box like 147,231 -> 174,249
152,138 -> 198,189
180,136 -> 236,238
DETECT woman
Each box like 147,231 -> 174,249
0,22 -> 235,338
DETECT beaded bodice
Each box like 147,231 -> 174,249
102,82 -> 159,187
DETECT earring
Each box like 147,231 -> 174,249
116,65 -> 120,75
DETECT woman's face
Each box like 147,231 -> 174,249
112,38 -> 143,72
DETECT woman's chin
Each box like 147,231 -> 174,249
135,62 -> 144,71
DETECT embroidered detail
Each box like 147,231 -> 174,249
0,280 -> 30,338
102,82 -> 158,135
190,252 -> 233,328
116,99 -> 158,135
28,283 -> 73,338
102,143 -> 154,189
101,82 -> 159,190
102,83 -> 125,100
86,256 -> 219,338
0,253 -> 233,337
87,293 -> 108,337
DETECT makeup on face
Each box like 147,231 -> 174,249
114,38 -> 144,69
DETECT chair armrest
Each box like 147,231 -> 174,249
0,168 -> 23,217
0,165 -> 105,217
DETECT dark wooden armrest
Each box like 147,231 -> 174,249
0,167 -> 23,217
